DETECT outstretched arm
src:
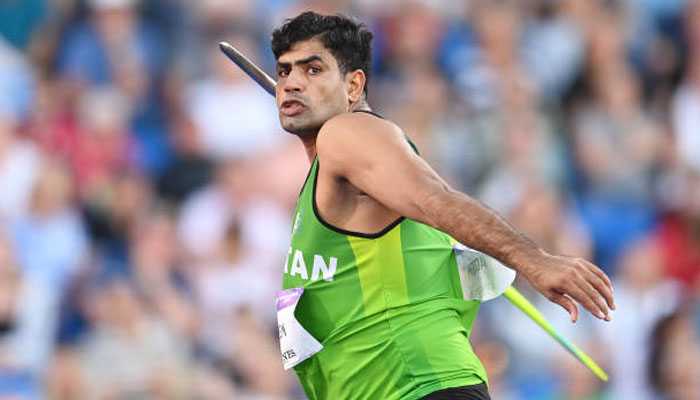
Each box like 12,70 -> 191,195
317,112 -> 615,322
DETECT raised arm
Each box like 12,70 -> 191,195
317,112 -> 615,322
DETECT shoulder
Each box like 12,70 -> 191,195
316,112 -> 404,155
321,111 -> 401,134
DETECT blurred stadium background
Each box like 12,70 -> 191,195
0,0 -> 699,398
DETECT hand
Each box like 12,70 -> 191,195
521,251 -> 616,323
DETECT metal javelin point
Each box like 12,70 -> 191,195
219,42 -> 276,96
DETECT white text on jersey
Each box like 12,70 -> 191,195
284,248 -> 337,281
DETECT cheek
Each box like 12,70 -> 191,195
319,82 -> 348,111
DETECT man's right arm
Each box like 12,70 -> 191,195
419,184 -> 614,322
317,112 -> 615,322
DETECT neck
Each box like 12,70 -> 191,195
301,135 -> 317,164
299,98 -> 373,164
351,98 -> 371,112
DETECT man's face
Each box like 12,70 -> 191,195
275,39 -> 350,136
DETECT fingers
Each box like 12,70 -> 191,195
556,277 -> 606,321
585,260 -> 613,290
551,293 -> 578,323
530,254 -> 616,323
572,276 -> 611,321
582,261 -> 616,310
563,259 -> 615,321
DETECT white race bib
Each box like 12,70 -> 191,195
276,287 -> 323,370
452,243 -> 516,301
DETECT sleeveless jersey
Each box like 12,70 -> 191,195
282,157 -> 488,400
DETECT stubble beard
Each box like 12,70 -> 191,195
280,111 -> 327,138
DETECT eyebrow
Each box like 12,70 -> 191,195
277,55 -> 325,69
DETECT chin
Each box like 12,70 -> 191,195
280,116 -> 321,137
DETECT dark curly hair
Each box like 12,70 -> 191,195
271,11 -> 373,94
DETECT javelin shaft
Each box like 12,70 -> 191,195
219,41 -> 609,383
219,42 -> 276,96
503,286 -> 609,381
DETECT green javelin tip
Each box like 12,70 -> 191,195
503,286 -> 609,382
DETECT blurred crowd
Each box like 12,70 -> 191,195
0,0 -> 699,399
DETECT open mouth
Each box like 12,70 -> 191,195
280,99 -> 306,116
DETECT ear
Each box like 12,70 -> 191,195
346,69 -> 366,104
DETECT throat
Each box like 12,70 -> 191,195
300,136 -> 317,164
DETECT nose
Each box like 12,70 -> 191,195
281,69 -> 303,93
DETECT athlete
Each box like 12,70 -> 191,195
273,12 -> 615,400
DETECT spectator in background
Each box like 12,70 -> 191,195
11,159 -> 87,289
185,32 -> 281,160
475,105 -> 565,217
671,0 -> 700,174
157,110 -> 214,204
0,35 -> 36,124
571,10 -> 667,272
193,220 -> 290,399
656,169 -> 700,293
28,83 -> 141,231
56,0 -> 162,100
195,221 -> 276,358
549,342 -> 607,400
443,0 -> 531,112
57,0 -> 170,175
76,279 -> 196,399
73,86 -> 137,199
521,0 -> 586,104
572,63 -> 665,202
0,235 -> 20,360
0,113 -> 41,224
172,0 -> 260,79
598,236 -> 681,400
0,38 -> 40,223
369,1 -> 448,161
0,234 -> 41,399
86,171 -> 155,280
7,159 -> 88,376
178,158 -> 291,266
65,86 -> 147,279
506,181 -> 593,260
128,207 -> 199,340
434,0 -> 565,197
229,308 -> 294,400
649,311 -> 700,400
28,82 -> 140,225
27,76 -> 76,165
481,182 -> 596,398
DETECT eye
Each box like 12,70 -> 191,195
308,66 -> 321,75
278,69 -> 290,77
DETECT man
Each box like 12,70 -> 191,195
273,12 -> 615,400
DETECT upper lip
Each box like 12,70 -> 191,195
281,98 -> 306,108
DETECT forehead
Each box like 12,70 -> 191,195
277,39 -> 337,65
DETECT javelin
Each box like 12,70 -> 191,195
219,42 -> 276,96
218,40 -> 609,382
504,287 -> 608,381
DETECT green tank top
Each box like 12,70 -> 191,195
282,156 -> 488,400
